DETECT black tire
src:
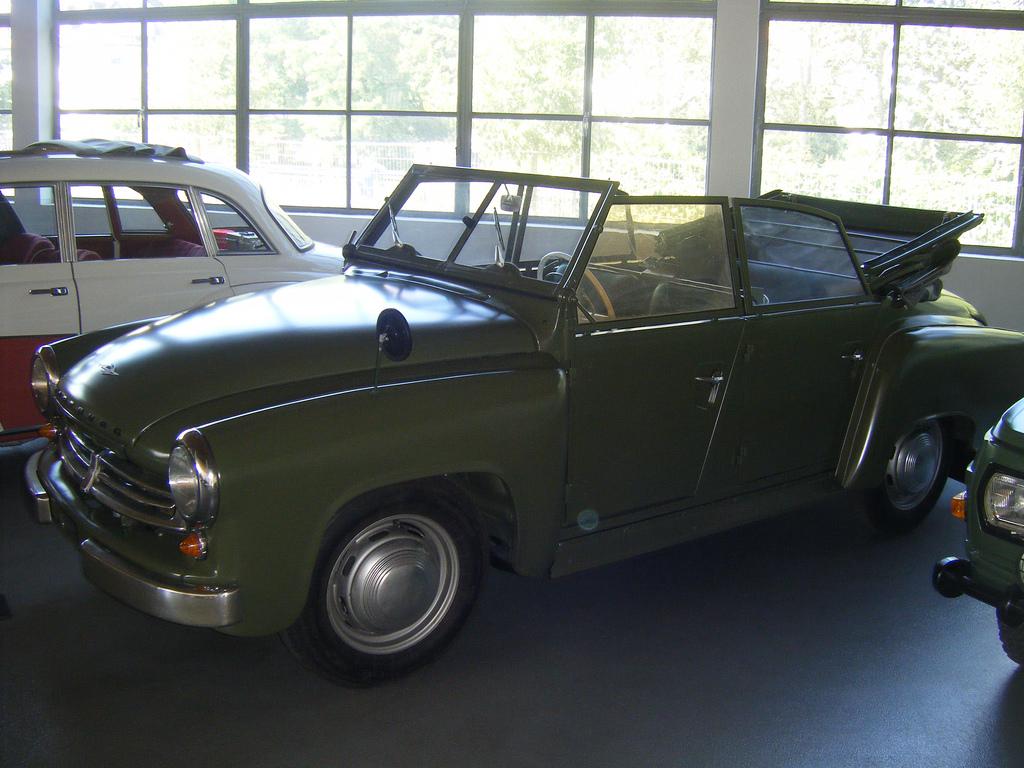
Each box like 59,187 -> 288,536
853,419 -> 950,536
281,488 -> 486,686
999,618 -> 1024,666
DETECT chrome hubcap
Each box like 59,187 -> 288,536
885,423 -> 943,511
326,513 -> 459,654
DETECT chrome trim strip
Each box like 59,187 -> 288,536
23,448 -> 53,524
80,539 -> 242,628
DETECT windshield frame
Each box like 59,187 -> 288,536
349,165 -> 619,295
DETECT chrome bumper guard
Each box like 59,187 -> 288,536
24,448 -> 53,524
26,444 -> 242,628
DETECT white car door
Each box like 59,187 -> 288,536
69,184 -> 233,332
0,184 -> 81,432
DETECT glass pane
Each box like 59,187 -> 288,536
201,193 -> 270,254
472,118 -> 582,176
250,115 -> 348,208
72,185 -> 207,259
59,23 -> 141,110
590,123 -> 708,195
148,21 -> 236,110
0,186 -> 61,264
148,0 -> 233,7
61,0 -> 141,9
765,21 -> 893,129
760,129 -> 887,203
351,116 -> 456,209
592,17 -> 712,120
585,202 -> 735,321
895,27 -> 1024,138
473,16 -> 585,115
251,18 -> 348,110
741,206 -> 865,304
0,28 -> 10,111
147,114 -> 236,166
59,113 -> 141,143
891,137 -> 1019,249
0,114 -> 10,152
0,0 -> 10,11
904,0 -> 1024,8
774,0 -> 892,5
352,16 -> 458,113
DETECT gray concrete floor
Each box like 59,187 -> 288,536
3,437 -> 1023,768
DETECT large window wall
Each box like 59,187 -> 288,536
53,1 -> 716,210
757,0 -> 1024,256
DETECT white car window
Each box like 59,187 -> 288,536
0,186 -> 62,265
70,184 -> 208,261
200,192 -> 273,255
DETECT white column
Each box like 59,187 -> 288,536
707,0 -> 761,197
11,0 -> 54,147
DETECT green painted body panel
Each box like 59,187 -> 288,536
838,316 -> 1024,490
197,365 -> 568,636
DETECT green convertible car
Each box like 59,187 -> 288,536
25,165 -> 1024,685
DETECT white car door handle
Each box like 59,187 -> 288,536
29,287 -> 69,296
192,276 -> 226,285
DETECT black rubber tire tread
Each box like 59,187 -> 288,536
852,420 -> 950,536
281,485 -> 487,686
999,618 -> 1024,666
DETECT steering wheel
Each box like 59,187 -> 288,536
537,251 -> 615,319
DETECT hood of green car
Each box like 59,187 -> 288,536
993,398 -> 1024,454
57,271 -> 538,460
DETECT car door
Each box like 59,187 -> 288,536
715,200 -> 878,487
566,198 -> 745,528
69,184 -> 233,332
0,184 -> 81,433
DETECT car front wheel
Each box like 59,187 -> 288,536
853,419 -> 950,535
282,492 -> 486,686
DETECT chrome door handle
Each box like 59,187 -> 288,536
842,350 -> 864,361
29,287 -> 69,296
695,371 -> 725,405
192,276 -> 225,285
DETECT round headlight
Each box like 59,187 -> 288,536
30,347 -> 60,415
983,472 -> 1024,535
168,430 -> 219,529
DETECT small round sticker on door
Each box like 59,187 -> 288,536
577,509 -> 599,532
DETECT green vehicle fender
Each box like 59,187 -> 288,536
193,364 -> 568,636
838,323 -> 1024,491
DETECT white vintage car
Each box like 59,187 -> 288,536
0,139 -> 346,437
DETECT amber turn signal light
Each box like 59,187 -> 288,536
38,423 -> 57,441
180,532 -> 208,559
951,491 -> 967,521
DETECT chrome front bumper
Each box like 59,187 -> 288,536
25,445 -> 242,628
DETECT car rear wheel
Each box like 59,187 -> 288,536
854,420 -> 950,535
282,492 -> 486,686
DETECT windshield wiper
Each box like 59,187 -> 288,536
388,201 -> 403,248
492,208 -> 506,266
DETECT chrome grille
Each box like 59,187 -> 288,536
59,425 -> 185,532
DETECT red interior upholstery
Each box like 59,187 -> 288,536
0,233 -> 60,265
